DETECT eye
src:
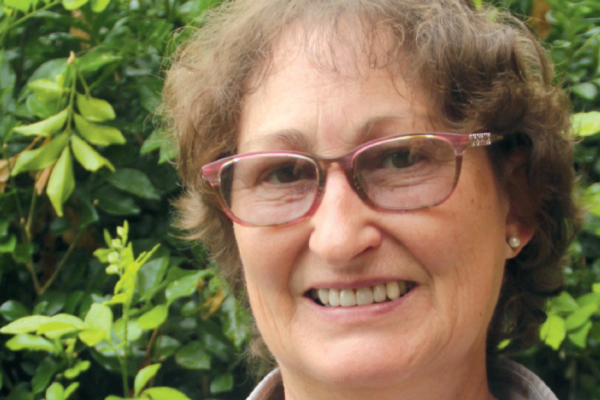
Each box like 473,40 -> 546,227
380,149 -> 424,169
263,163 -> 315,184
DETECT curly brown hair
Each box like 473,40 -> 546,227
163,0 -> 580,356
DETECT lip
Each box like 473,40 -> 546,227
306,277 -> 414,291
303,282 -> 418,324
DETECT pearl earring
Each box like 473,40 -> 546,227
508,237 -> 521,249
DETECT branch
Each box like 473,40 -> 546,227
39,229 -> 85,295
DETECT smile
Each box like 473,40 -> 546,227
309,281 -> 416,307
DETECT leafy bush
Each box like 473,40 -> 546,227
0,0 -> 254,399
0,0 -> 599,399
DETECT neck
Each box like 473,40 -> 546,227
279,351 -> 497,400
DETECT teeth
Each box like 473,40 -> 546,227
356,287 -> 374,306
311,281 -> 413,307
386,281 -> 400,300
318,288 -> 329,305
373,284 -> 387,303
340,289 -> 357,307
329,289 -> 340,307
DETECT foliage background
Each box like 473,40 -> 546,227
0,0 -> 599,399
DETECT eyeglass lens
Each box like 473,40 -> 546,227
218,136 -> 458,226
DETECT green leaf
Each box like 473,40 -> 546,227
166,272 -> 205,306
37,321 -> 82,339
0,235 -> 17,253
91,0 -> 110,12
572,82 -> 598,101
138,256 -> 169,301
572,112 -> 600,137
221,295 -> 250,348
13,109 -> 68,137
75,198 -> 99,229
0,315 -> 51,334
71,135 -> 115,172
593,283 -> 600,293
6,334 -> 56,352
5,0 -> 33,12
46,382 -> 65,400
175,341 -> 211,370
568,320 -> 593,348
77,51 -> 121,74
565,303 -> 598,331
11,132 -> 69,175
0,300 -> 30,322
0,219 -> 9,237
113,318 -> 143,342
576,292 -> 600,308
141,387 -> 192,400
94,186 -> 141,216
549,291 -> 579,314
28,58 -> 68,86
62,0 -> 89,10
79,303 -> 112,346
138,304 -> 168,330
47,146 -> 75,217
64,360 -> 90,379
32,357 -> 62,394
74,114 -> 125,146
64,382 -> 79,400
6,385 -> 34,400
105,168 -> 160,200
76,94 -> 116,122
13,243 -> 35,263
210,372 -> 233,394
29,79 -> 65,103
540,314 -> 566,350
134,364 -> 161,397
140,129 -> 162,155
105,397 -> 136,400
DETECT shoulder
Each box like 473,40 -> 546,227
246,368 -> 284,400
488,358 -> 559,400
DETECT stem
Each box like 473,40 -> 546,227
23,188 -> 41,293
24,188 -> 37,242
569,358 -> 577,400
583,355 -> 600,382
143,327 -> 160,363
75,68 -> 90,96
38,229 -> 85,295
119,353 -> 130,398
66,57 -> 77,130
1,145 -> 25,223
121,303 -> 130,397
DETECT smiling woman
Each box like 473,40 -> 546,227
163,1 -> 580,399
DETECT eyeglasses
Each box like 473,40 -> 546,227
201,132 -> 502,227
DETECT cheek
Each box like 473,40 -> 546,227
234,225 -> 308,293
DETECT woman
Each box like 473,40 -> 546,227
163,0 -> 579,399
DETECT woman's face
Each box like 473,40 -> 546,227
234,34 -> 529,397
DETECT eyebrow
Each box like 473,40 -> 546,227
239,129 -> 313,153
238,115 -> 409,153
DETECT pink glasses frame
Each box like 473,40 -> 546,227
201,132 -> 503,227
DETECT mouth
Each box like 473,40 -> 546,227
308,281 -> 416,307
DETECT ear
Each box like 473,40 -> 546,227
502,148 -> 535,259
505,211 -> 535,259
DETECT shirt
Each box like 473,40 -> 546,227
246,358 -> 558,400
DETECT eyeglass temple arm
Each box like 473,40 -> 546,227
468,132 -> 503,147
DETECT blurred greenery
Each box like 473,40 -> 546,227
0,0 -> 598,399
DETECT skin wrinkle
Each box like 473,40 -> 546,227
232,23 -> 531,399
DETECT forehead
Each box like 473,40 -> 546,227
238,23 -> 434,154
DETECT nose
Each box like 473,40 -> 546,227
308,167 -> 382,265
